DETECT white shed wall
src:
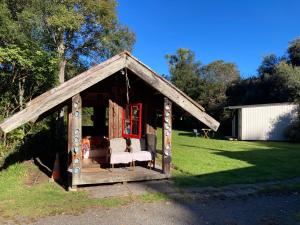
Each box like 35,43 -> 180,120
240,104 -> 298,141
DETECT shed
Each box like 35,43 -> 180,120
226,103 -> 298,141
0,52 -> 219,190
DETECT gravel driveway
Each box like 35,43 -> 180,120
30,193 -> 300,225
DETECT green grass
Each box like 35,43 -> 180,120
1,129 -> 300,221
0,162 -> 168,222
0,163 -> 127,221
157,128 -> 300,187
138,192 -> 169,202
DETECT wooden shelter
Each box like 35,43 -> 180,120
0,52 -> 219,190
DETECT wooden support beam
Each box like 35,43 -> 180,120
162,97 -> 172,177
69,94 -> 82,188
144,97 -> 157,168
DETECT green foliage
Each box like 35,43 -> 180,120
200,60 -> 240,117
0,44 -> 58,115
0,0 -> 136,159
258,54 -> 283,78
285,104 -> 300,141
288,36 -> 300,66
166,48 -> 203,101
20,0 -> 135,70
166,48 -> 240,131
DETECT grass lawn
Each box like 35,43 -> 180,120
157,129 -> 300,187
0,162 -> 167,222
1,129 -> 300,221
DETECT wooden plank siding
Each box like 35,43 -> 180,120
108,99 -> 123,139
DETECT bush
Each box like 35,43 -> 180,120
286,103 -> 300,142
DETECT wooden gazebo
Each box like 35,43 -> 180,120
0,52 -> 219,190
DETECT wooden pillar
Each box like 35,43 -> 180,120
67,102 -> 72,171
162,97 -> 172,177
68,94 -> 82,189
145,99 -> 157,168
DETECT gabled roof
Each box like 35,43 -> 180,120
0,52 -> 220,133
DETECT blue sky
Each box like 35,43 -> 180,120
117,0 -> 300,78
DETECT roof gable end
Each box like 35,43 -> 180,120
0,52 -> 219,133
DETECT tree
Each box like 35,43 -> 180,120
200,60 -> 240,116
19,0 -> 135,83
288,36 -> 300,66
4,0 -> 136,139
166,48 -> 203,100
0,1 -> 58,115
0,1 -> 136,152
166,48 -> 240,132
24,0 -> 135,136
201,60 -> 240,85
258,54 -> 282,78
0,44 -> 57,115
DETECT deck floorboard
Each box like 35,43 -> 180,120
72,166 -> 167,186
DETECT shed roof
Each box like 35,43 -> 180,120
225,102 -> 297,110
0,52 -> 220,133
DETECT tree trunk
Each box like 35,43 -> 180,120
55,40 -> 67,147
18,77 -> 25,133
18,77 -> 25,111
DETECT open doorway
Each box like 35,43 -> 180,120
81,94 -> 110,170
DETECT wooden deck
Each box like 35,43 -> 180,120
70,166 -> 168,186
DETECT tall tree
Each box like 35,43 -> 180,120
166,48 -> 203,100
288,36 -> 300,66
200,60 -> 240,116
201,60 -> 240,85
258,54 -> 282,78
0,0 -> 135,147
19,0 -> 135,83
0,1 -> 58,115
0,45 -> 57,116
14,0 -> 135,137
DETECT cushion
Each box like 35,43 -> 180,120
130,138 -> 146,152
132,151 -> 152,162
110,138 -> 127,152
110,152 -> 133,164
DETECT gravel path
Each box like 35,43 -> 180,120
30,193 -> 300,225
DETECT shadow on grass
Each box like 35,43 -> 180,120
0,128 -> 68,189
1,129 -> 300,223
173,143 -> 300,187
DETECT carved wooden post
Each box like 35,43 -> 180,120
69,94 -> 82,189
162,97 -> 172,177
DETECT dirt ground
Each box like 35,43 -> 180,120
29,192 -> 300,225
